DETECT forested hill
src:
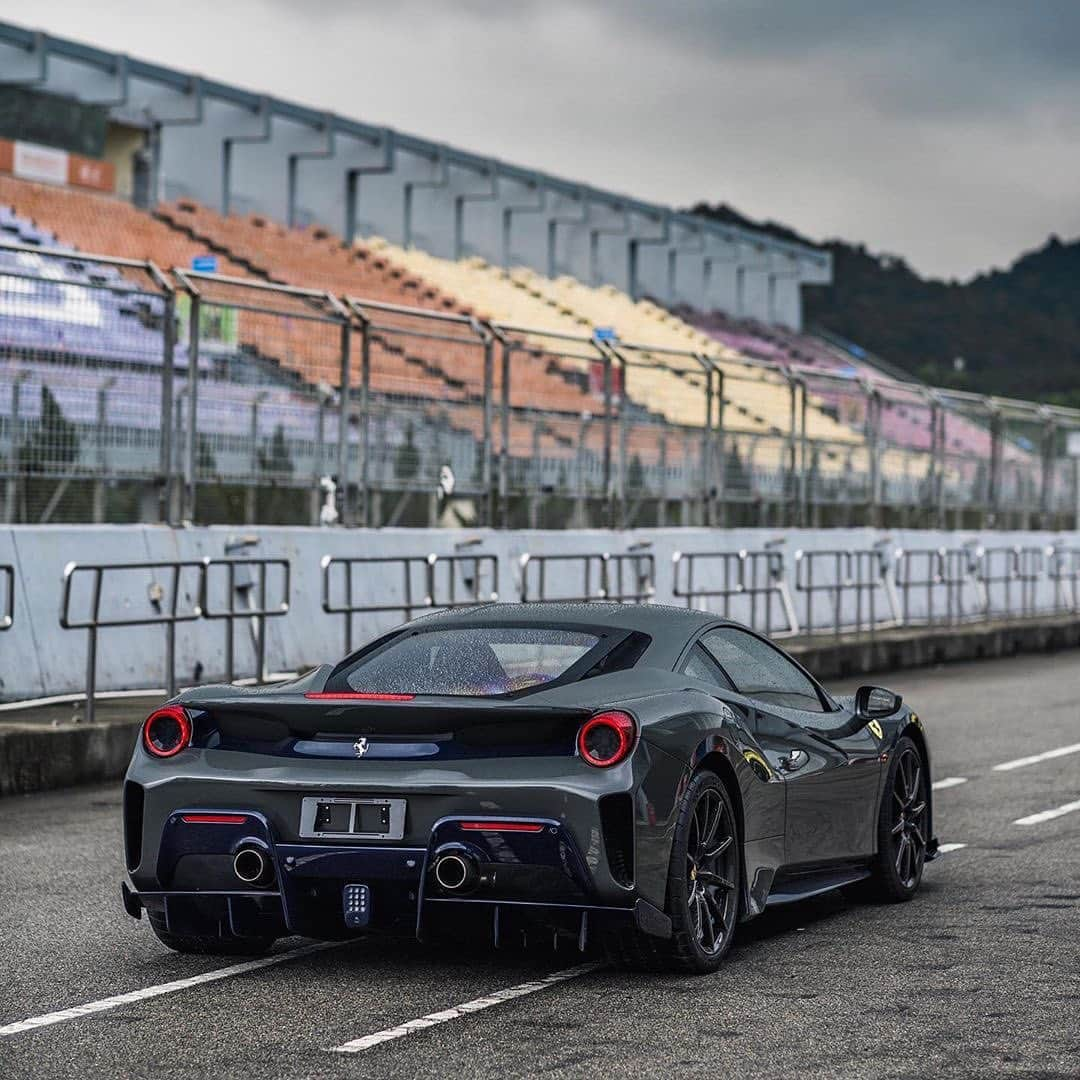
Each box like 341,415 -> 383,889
689,202 -> 1080,408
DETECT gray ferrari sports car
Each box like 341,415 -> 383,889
122,603 -> 937,973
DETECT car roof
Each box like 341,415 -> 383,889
402,601 -> 727,638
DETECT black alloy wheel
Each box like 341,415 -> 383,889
891,745 -> 928,889
685,785 -> 739,959
870,735 -> 928,901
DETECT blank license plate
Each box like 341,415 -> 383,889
299,797 -> 406,840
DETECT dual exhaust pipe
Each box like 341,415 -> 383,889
233,845 -> 482,894
233,846 -> 274,888
433,851 -> 481,893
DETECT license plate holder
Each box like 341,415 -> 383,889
299,797 -> 406,841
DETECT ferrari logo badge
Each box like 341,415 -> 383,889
353,737 -> 369,758
868,720 -> 884,740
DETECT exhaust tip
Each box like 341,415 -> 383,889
233,846 -> 272,886
434,852 -> 478,893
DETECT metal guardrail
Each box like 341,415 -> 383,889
979,545 -> 1043,620
794,548 -> 899,639
518,551 -> 656,603
1048,546 -> 1080,614
321,552 -> 500,654
672,548 -> 797,636
60,559 -> 205,723
0,565 -> 12,630
201,557 -> 291,683
894,546 -> 978,627
0,564 -> 13,631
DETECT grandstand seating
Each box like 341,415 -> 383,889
1,174 -> 1020,504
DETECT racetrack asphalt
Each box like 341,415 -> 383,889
0,651 -> 1077,1079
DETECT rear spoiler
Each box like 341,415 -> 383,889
185,693 -> 591,738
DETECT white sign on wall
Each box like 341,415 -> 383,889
13,141 -> 68,185
1067,431 -> 1080,458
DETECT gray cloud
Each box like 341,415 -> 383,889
4,0 -> 1079,279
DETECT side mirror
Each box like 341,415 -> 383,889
855,685 -> 902,721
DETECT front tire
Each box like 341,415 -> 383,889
870,736 -> 928,901
604,770 -> 741,973
148,912 -> 276,957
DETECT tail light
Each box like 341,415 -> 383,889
142,705 -> 192,758
577,710 -> 636,768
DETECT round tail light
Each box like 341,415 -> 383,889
577,710 -> 636,768
142,705 -> 192,758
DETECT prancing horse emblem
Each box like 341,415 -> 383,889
353,737 -> 369,758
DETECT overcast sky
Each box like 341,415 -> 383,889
5,0 -> 1078,280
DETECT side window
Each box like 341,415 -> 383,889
681,644 -> 734,690
700,628 -> 825,713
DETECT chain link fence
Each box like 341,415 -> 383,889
4,236 -> 1080,530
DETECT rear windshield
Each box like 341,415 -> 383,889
342,627 -> 601,697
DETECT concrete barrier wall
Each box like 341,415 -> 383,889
1,524 -> 1077,703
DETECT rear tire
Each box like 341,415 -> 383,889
148,912 -> 276,957
869,736 -> 928,902
604,770 -> 741,973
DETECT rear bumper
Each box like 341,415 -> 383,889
122,805 -> 664,944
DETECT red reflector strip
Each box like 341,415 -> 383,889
304,692 -> 416,701
459,821 -> 546,833
180,814 -> 248,825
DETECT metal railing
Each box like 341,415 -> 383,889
60,559 -> 205,723
0,564 -> 13,631
201,557 -> 291,683
1048,546 -> 1080,614
518,551 -> 656,603
672,548 -> 798,636
5,236 -> 1080,530
321,552 -> 500,653
794,547 -> 899,638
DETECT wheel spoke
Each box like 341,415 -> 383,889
700,893 -> 717,949
894,835 -> 908,877
910,800 -> 926,819
703,834 -> 733,859
911,824 -> 925,849
891,818 -> 905,836
697,869 -> 735,890
699,795 -> 723,856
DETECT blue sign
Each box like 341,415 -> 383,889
593,326 -> 617,342
192,254 -> 218,273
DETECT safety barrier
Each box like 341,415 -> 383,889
7,235 -> 1080,532
1048,546 -> 1080,614
518,551 -> 656,603
0,564 -> 13,631
60,559 -> 205,723
672,548 -> 797,636
793,548 -> 899,638
200,557 -> 291,683
321,552 -> 500,653
59,556 -> 293,721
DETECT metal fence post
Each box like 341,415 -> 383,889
601,347 -> 614,527
1039,406 -> 1056,522
185,290 -> 201,523
987,401 -> 1003,524
715,368 -> 727,528
155,269 -> 177,525
477,322 -> 495,526
340,317 -> 354,527
492,333 -> 512,528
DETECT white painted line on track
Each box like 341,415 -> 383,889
936,842 -> 968,854
1013,799 -> 1080,827
932,777 -> 968,790
993,742 -> 1080,772
330,961 -> 602,1054
0,941 -> 340,1039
